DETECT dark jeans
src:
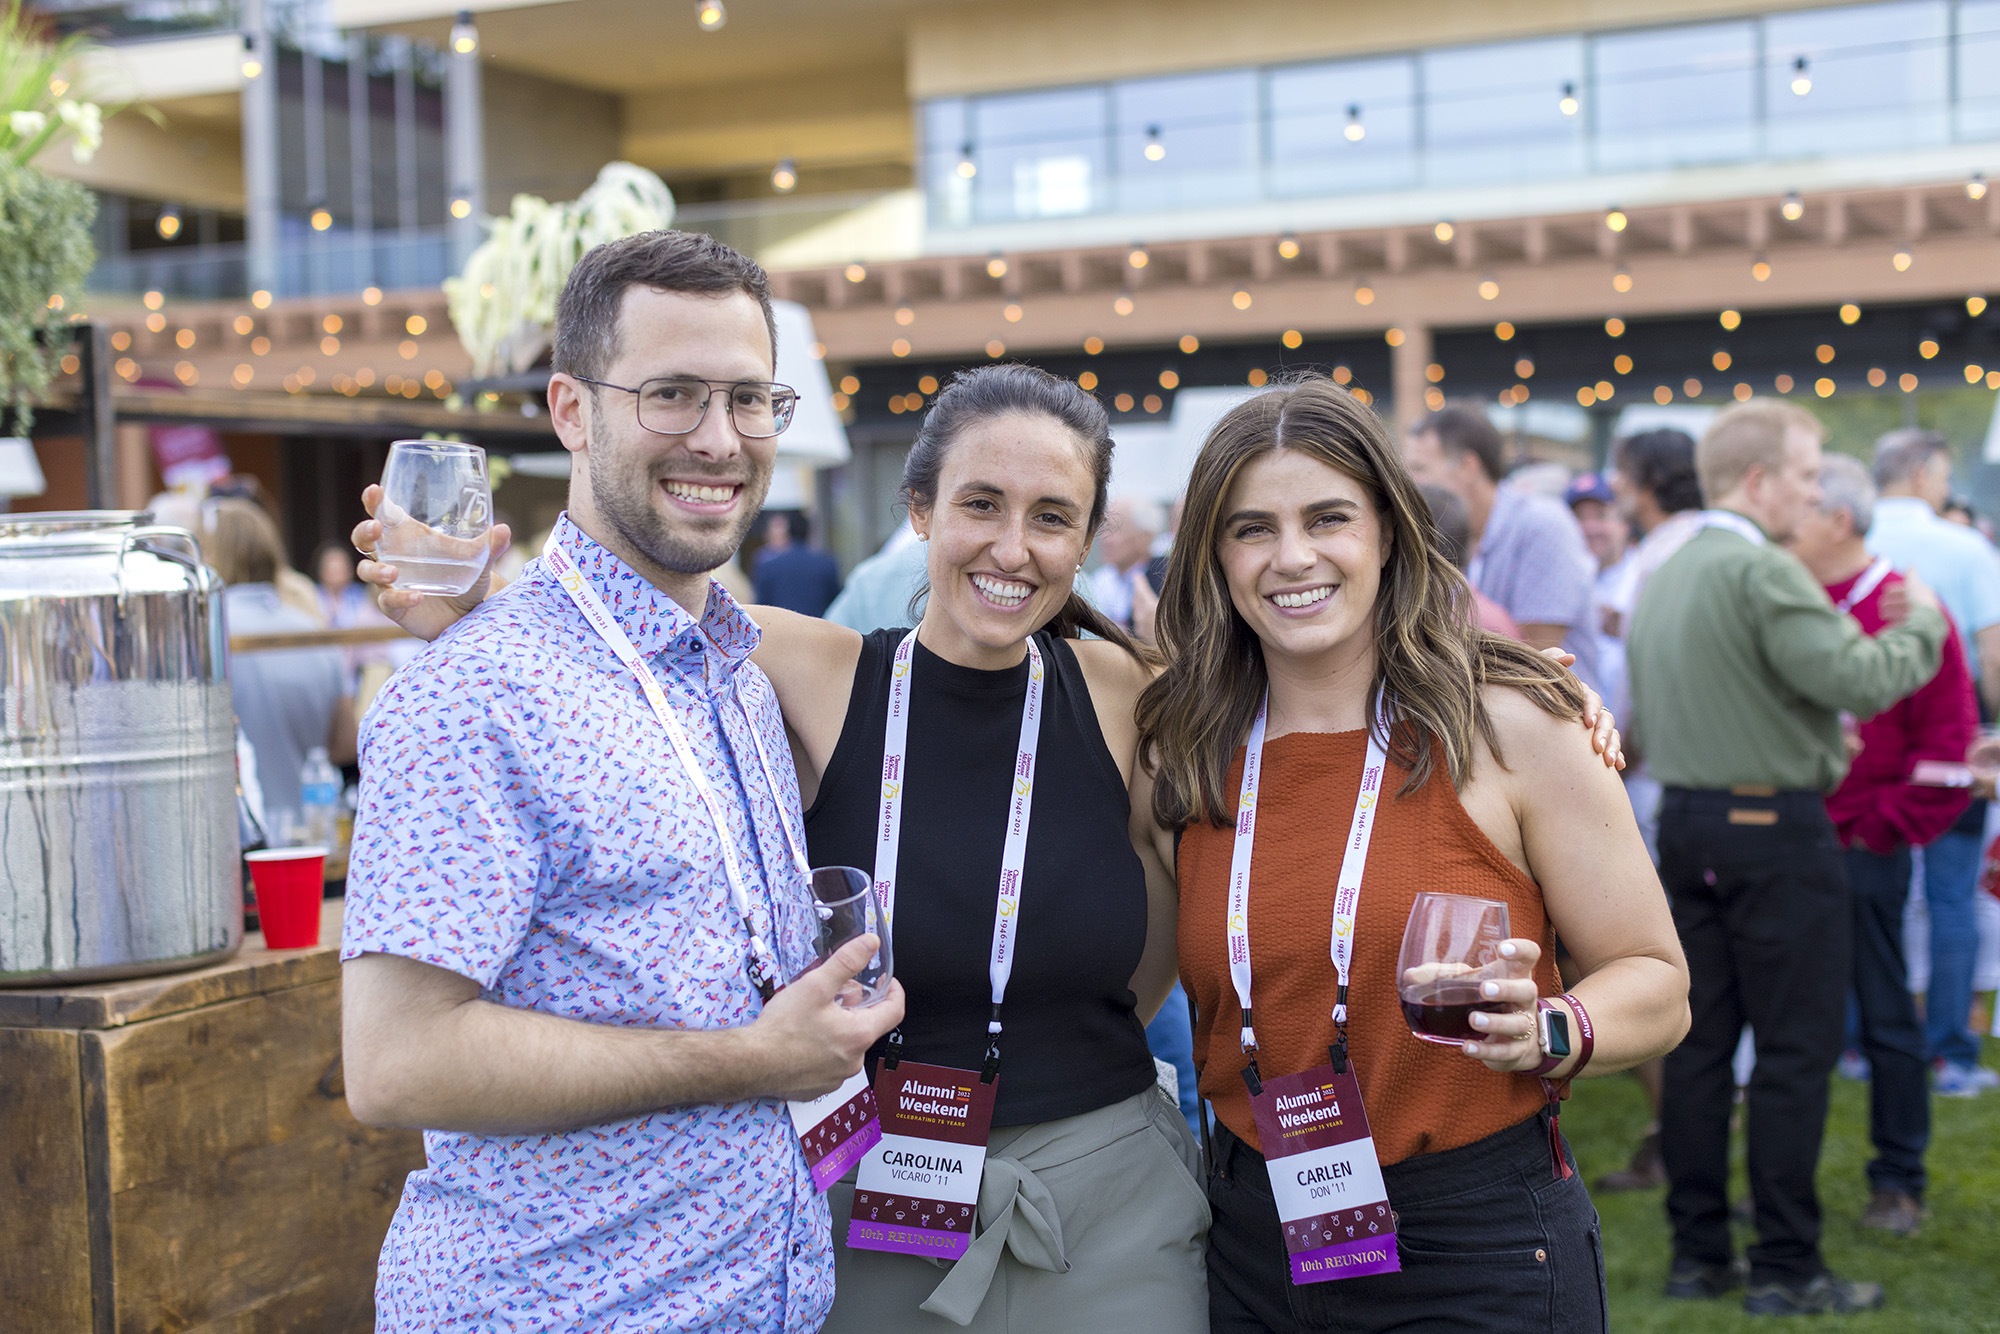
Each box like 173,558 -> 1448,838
1919,812 -> 1986,1066
1659,789 -> 1849,1285
1846,845 -> 1931,1199
1206,1113 -> 1607,1333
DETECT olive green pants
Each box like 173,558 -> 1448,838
822,1085 -> 1211,1331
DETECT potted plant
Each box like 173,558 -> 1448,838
0,0 -> 101,428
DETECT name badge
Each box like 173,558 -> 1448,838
845,1061 -> 997,1260
1248,1064 -> 1400,1285
788,1070 -> 883,1194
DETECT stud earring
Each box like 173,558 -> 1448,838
918,533 -> 929,542
1074,563 -> 1083,573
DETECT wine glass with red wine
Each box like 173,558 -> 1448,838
1396,893 -> 1525,1045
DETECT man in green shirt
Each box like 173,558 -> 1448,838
1629,398 -> 1945,1318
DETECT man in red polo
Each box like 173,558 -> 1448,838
1787,453 -> 1977,1239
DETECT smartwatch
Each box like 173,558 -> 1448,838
1533,994 -> 1595,1079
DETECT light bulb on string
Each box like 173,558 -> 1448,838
1276,233 -> 1300,260
1969,173 -> 1989,202
1143,125 -> 1165,161
1344,105 -> 1365,142
1558,82 -> 1578,117
155,204 -> 182,240
1790,56 -> 1811,96
450,11 -> 477,55
240,34 -> 262,80
1781,191 -> 1804,221
771,157 -> 797,192
956,142 -> 976,179
696,0 -> 726,31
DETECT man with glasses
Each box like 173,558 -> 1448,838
340,230 -> 904,1332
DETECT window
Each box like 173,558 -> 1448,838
1764,1 -> 1950,156
1958,0 -> 2000,140
1593,20 -> 1757,171
1420,36 -> 1587,185
970,86 -> 1109,222
1111,70 -> 1258,214
1268,55 -> 1418,198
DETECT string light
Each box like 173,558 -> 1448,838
771,158 -> 797,192
1344,105 -> 1365,142
1969,173 -> 1989,201
1434,221 -> 1454,243
449,11 -> 477,55
986,254 -> 1008,278
1720,309 -> 1742,330
1127,246 -> 1149,269
956,143 -> 976,179
1558,82 -> 1579,117
845,262 -> 867,283
696,0 -> 726,31
1494,322 -> 1515,341
1143,125 -> 1165,161
1612,266 -> 1633,294
240,34 -> 262,80
1781,191 -> 1804,221
155,205 -> 181,240
311,207 -> 333,231
1891,247 -> 1913,272
1605,317 -> 1626,337
1276,233 -> 1300,260
1605,208 -> 1628,232
1839,303 -> 1861,324
1752,254 -> 1772,282
1790,56 -> 1811,96
1970,295 -> 1989,317
1477,274 -> 1499,300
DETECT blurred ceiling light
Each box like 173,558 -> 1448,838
450,11 -> 477,55
1344,105 -> 1365,142
771,158 -> 797,192
956,143 -> 976,179
696,0 -> 726,31
1143,125 -> 1165,161
1790,56 -> 1811,96
1558,82 -> 1579,117
240,34 -> 262,80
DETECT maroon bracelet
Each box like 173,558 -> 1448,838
1532,992 -> 1595,1079
1535,993 -> 1595,1180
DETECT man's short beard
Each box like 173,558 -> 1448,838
587,420 -> 771,577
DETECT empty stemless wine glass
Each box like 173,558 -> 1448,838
375,439 -> 492,596
1395,892 -> 1525,1046
786,865 -> 894,1008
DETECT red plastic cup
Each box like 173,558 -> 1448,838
245,847 -> 327,949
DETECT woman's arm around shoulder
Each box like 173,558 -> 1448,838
1069,637 -> 1180,1021
743,607 -> 865,798
1472,684 -> 1689,1077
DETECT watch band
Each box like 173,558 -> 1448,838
1533,993 -> 1596,1182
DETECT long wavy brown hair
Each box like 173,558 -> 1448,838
1136,376 -> 1586,829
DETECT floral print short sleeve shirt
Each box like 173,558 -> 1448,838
342,513 -> 830,1333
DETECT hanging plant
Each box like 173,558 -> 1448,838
445,161 -> 676,380
0,0 -> 106,426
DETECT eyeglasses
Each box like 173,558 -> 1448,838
572,375 -> 798,439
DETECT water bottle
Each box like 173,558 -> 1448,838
300,746 -> 341,848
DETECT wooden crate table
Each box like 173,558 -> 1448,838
0,899 -> 425,1333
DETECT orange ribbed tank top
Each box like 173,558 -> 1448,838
1178,729 -> 1558,1166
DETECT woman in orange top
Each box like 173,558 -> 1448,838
1137,378 -> 1689,1332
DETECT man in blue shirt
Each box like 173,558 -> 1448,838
341,231 -> 905,1332
1868,428 -> 2000,1097
754,510 -> 843,616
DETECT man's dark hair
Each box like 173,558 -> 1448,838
1610,428 -> 1702,514
1415,403 -> 1505,483
551,230 -> 778,382
783,510 -> 809,544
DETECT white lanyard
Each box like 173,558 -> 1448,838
1226,689 -> 1390,1054
547,539 -> 809,995
1835,557 -> 1894,615
874,627 -> 1045,1036
1698,509 -> 1767,546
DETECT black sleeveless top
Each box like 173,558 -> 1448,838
803,628 -> 1158,1126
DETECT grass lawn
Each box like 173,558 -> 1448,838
1567,1031 -> 2000,1331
